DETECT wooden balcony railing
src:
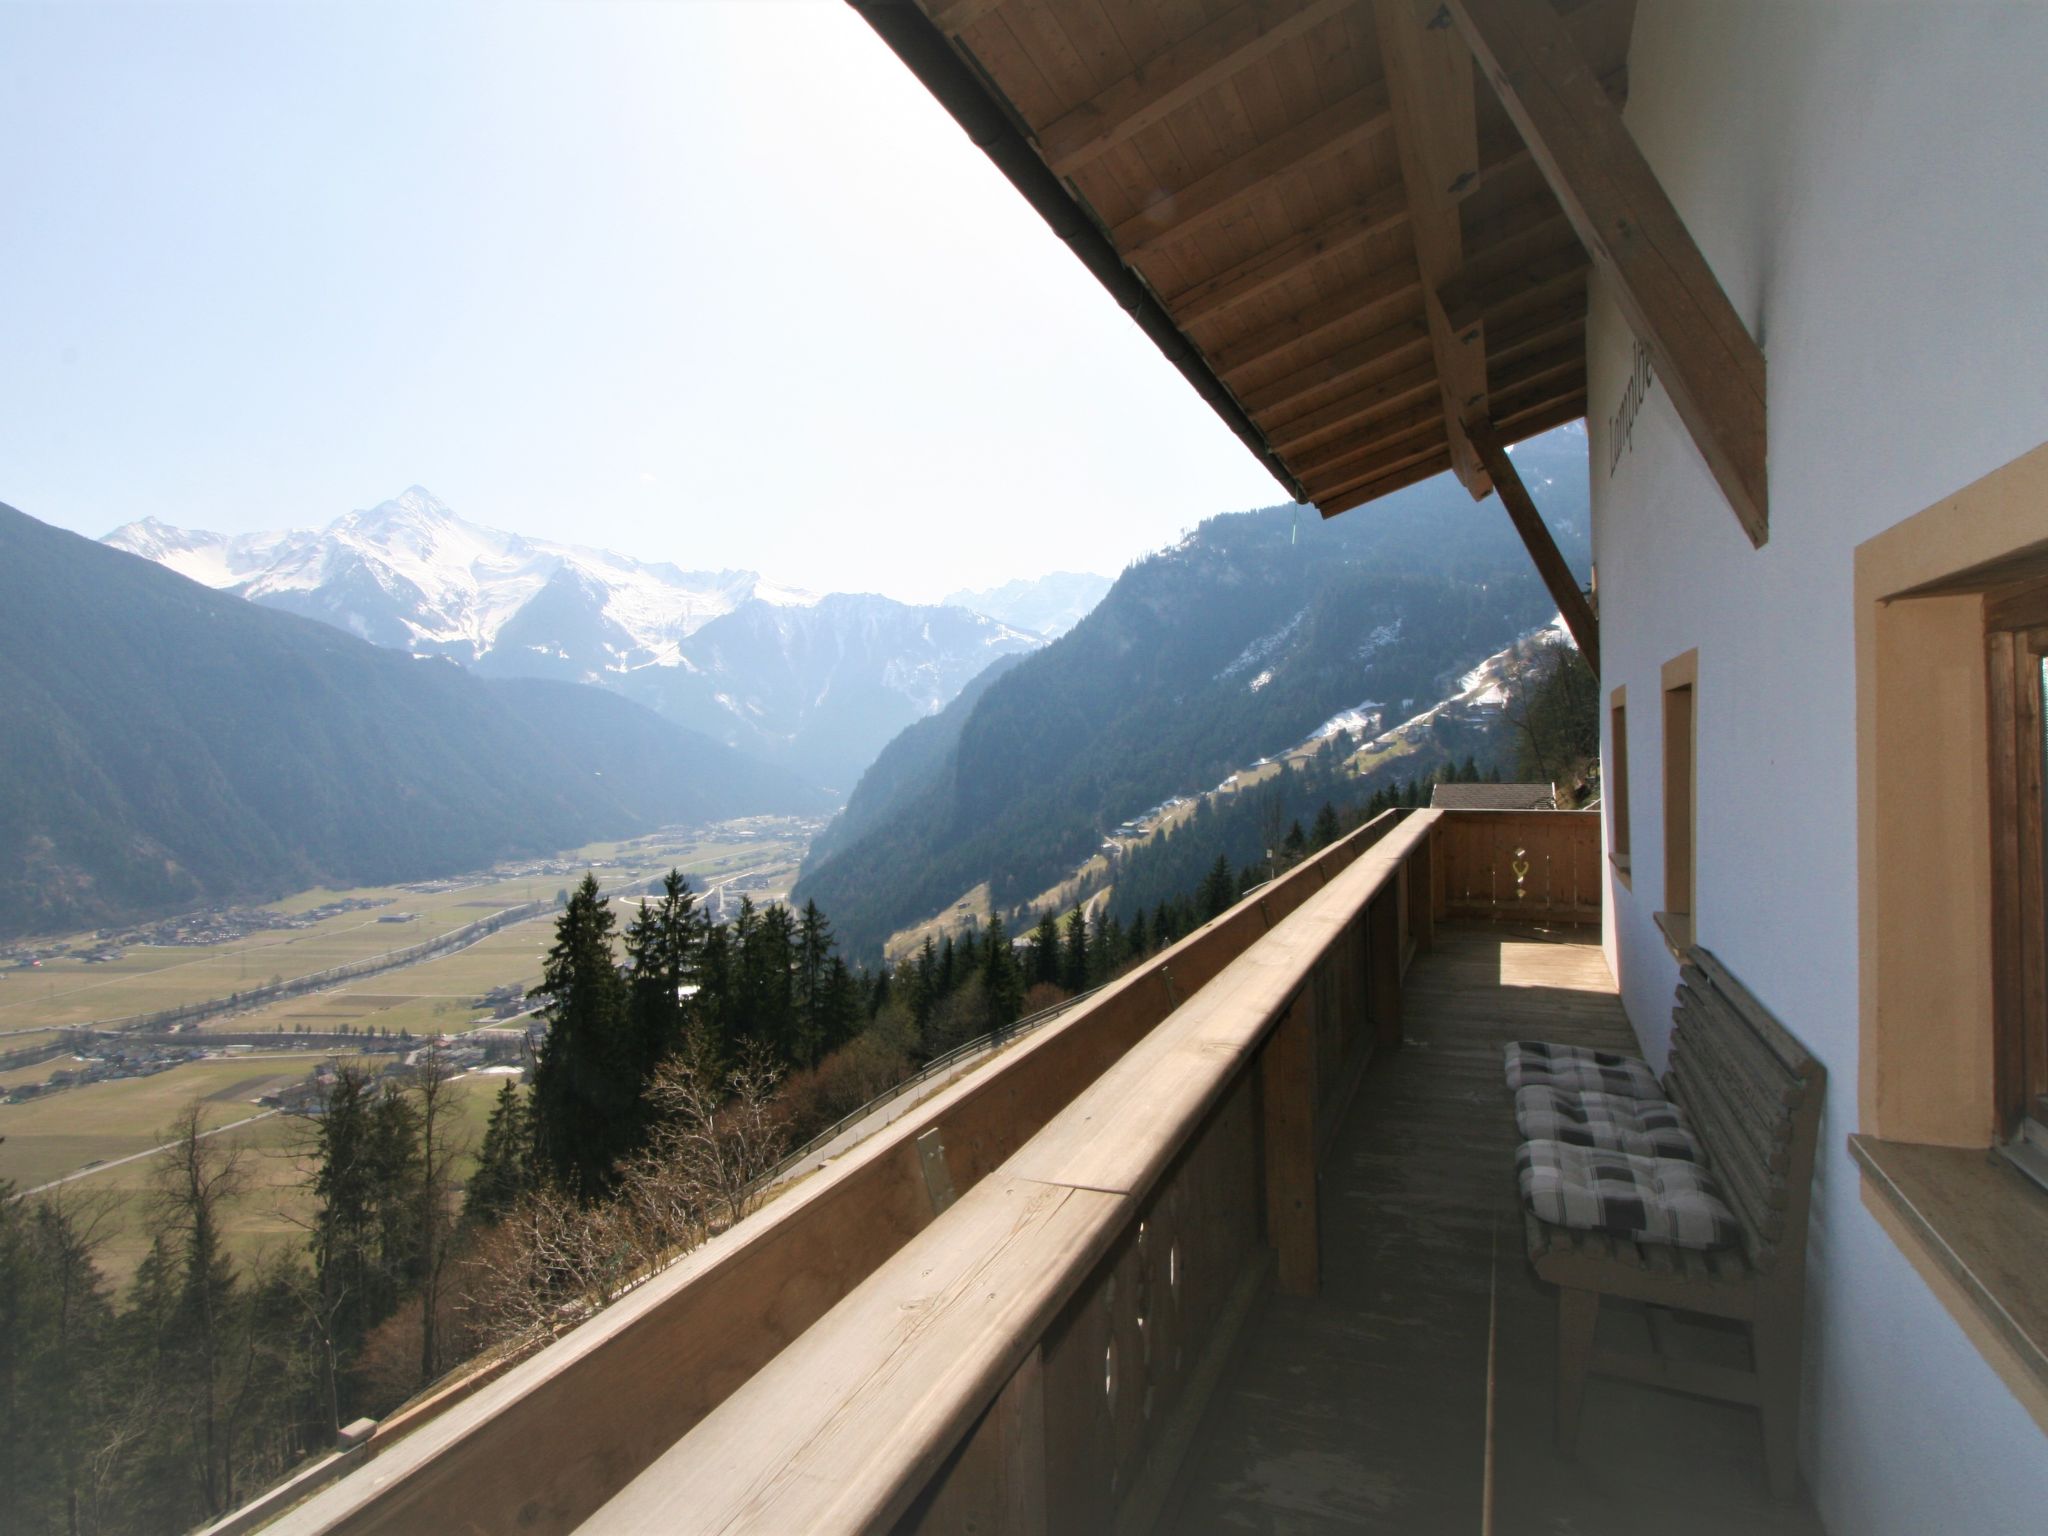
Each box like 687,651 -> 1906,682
271,807 -> 1601,1536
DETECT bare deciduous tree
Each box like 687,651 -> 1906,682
460,1043 -> 790,1351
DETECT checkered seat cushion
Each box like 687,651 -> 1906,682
1514,1086 -> 1703,1161
1516,1139 -> 1743,1251
1503,1040 -> 1663,1100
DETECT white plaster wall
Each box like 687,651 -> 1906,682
1586,3 -> 2048,1531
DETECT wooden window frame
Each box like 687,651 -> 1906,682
1608,686 -> 1631,881
1986,579 -> 2048,1142
1657,650 -> 1699,953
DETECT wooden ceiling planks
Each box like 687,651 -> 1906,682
910,0 -> 1646,517
1039,0 -> 1360,176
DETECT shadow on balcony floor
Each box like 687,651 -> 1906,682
1161,921 -> 1824,1536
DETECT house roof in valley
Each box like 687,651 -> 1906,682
847,0 -> 1637,517
1430,780 -> 1556,809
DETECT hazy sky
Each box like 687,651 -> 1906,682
0,0 -> 1299,602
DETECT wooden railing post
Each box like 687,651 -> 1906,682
1408,839 -> 1436,954
1261,996 -> 1319,1296
1369,890 -> 1403,1052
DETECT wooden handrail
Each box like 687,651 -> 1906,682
585,813 -> 1445,1534
267,810 -> 1418,1536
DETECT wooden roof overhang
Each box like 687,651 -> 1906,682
850,0 -> 1769,609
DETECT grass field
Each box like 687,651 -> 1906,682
5,1068 -> 512,1290
0,883 -> 546,1032
0,832 -> 803,1036
884,881 -> 993,965
0,1052 -> 335,1190
198,918 -> 561,1038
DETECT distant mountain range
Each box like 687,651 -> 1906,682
105,490 -> 1089,789
942,572 -> 1112,639
1,503 -> 828,939
794,426 -> 1590,959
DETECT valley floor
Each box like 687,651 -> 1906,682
0,820 -> 811,1287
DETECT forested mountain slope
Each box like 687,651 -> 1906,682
801,651 -> 1030,874
0,504 -> 826,938
793,429 -> 1589,959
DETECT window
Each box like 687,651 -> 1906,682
1986,579 -> 2048,1158
1853,445 -> 2048,1414
1609,687 -> 1631,881
1659,650 -> 1698,950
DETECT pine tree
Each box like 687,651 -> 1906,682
464,1081 -> 533,1228
695,917 -> 734,1071
982,912 -> 1023,1030
910,936 -> 939,1034
749,903 -> 799,1064
1199,855 -> 1236,920
1312,801 -> 1341,848
150,1107 -> 250,1517
1126,907 -> 1151,959
1282,820 -> 1308,861
0,1185 -> 116,1535
1027,911 -> 1061,988
822,956 -> 861,1054
529,874 -> 631,1200
795,900 -> 834,1068
1060,906 -> 1090,991
623,871 -> 701,1092
1092,915 -> 1124,984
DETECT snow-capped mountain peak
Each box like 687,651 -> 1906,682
104,488 -> 1044,791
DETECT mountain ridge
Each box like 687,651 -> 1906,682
793,426 -> 1591,958
104,488 -> 1051,788
4,502 -> 827,939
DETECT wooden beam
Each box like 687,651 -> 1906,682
1238,315 -> 1434,418
1110,82 -> 1393,257
1443,0 -> 1769,546
1212,266 -> 1420,380
1436,222 -> 1584,334
1465,413 -> 1600,674
1491,334 -> 1582,398
1265,358 -> 1439,454
1305,427 -> 1449,502
1488,307 -> 1586,372
1494,388 -> 1586,440
1375,0 -> 1490,495
1317,447 -> 1454,516
1168,184 -> 1411,328
1038,0 -> 1358,177
1292,399 -> 1445,478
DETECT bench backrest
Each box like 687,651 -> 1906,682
1664,947 -> 1825,1275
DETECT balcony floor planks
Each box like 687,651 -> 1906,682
1161,921 -> 1825,1536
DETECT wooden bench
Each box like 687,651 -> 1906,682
1523,945 -> 1824,1499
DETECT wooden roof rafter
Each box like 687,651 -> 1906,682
1373,0 -> 1490,497
1444,0 -> 1768,544
854,0 -> 1668,530
1035,0 -> 1366,178
1107,81 -> 1396,256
